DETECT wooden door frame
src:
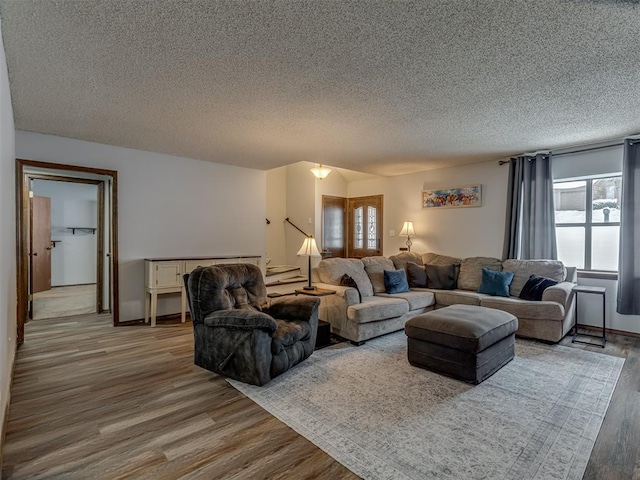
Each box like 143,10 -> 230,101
346,194 -> 384,258
321,195 -> 347,258
16,159 -> 119,346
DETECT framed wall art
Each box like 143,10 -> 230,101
422,184 -> 482,209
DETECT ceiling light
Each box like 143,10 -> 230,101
310,164 -> 331,179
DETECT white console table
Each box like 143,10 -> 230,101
144,255 -> 262,327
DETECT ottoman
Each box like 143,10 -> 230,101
404,304 -> 518,384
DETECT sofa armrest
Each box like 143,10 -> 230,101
264,296 -> 320,322
542,281 -> 575,309
204,309 -> 278,333
313,282 -> 361,306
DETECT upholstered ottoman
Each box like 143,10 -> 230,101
404,305 -> 518,384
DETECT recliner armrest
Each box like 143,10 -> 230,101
203,309 -> 278,333
264,296 -> 320,322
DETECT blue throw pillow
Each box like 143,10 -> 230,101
384,269 -> 410,294
477,268 -> 514,297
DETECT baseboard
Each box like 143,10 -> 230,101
117,311 -> 192,326
0,346 -> 16,472
577,324 -> 640,339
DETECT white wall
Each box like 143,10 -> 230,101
16,131 -> 266,321
285,162 -> 316,274
348,160 -> 510,258
0,19 -> 16,457
32,180 -> 98,286
266,166 -> 287,266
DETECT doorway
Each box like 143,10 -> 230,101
321,195 -> 347,258
347,195 -> 383,258
17,159 -> 119,346
30,179 -> 101,320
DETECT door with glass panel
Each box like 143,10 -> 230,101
347,195 -> 383,258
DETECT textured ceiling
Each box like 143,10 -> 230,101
1,0 -> 639,176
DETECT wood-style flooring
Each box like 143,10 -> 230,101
2,315 -> 639,479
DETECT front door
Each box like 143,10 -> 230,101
347,195 -> 383,258
31,195 -> 52,294
322,195 -> 347,258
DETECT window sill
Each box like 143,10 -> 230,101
577,270 -> 618,281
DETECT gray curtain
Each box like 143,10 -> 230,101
502,153 -> 558,260
617,139 -> 640,315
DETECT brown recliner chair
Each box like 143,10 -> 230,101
184,263 -> 320,386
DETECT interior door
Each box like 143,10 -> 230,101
31,195 -> 52,294
347,195 -> 383,258
322,195 -> 347,258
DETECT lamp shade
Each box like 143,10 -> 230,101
399,221 -> 416,237
297,236 -> 321,257
310,165 -> 331,179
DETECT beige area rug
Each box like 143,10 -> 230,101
32,284 -> 96,319
229,332 -> 624,480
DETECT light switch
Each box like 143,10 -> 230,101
390,230 -> 395,237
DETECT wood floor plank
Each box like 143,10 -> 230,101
2,314 -> 639,479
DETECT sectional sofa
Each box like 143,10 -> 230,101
311,252 -> 577,344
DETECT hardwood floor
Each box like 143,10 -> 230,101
1,315 -> 356,479
2,315 -> 639,479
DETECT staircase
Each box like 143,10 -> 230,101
265,265 -> 309,295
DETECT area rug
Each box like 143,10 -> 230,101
228,332 -> 624,480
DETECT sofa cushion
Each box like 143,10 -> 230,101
422,252 -> 463,266
477,268 -> 514,297
519,275 -> 559,301
389,251 -> 423,270
317,258 -> 374,298
502,259 -> 567,297
431,289 -> 484,306
406,262 -> 428,288
346,296 -> 409,324
377,290 -> 435,310
480,296 -> 565,321
384,269 -> 410,294
426,263 -> 457,289
457,256 -> 503,291
362,256 -> 396,293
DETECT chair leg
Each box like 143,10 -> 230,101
350,340 -> 365,346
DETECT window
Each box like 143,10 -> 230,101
554,176 -> 621,271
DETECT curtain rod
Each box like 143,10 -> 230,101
499,138 -> 640,165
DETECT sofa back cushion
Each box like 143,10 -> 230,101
317,258 -> 374,298
457,256 -> 503,291
389,251 -> 423,271
502,259 -> 567,297
185,263 -> 267,325
362,256 -> 396,293
422,252 -> 462,266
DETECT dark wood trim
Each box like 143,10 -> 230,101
97,182 -> 104,313
111,170 -> 120,325
119,311 -> 192,326
17,159 -> 117,177
16,162 -> 28,346
16,159 -> 120,342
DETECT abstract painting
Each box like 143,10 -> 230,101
422,184 -> 482,208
